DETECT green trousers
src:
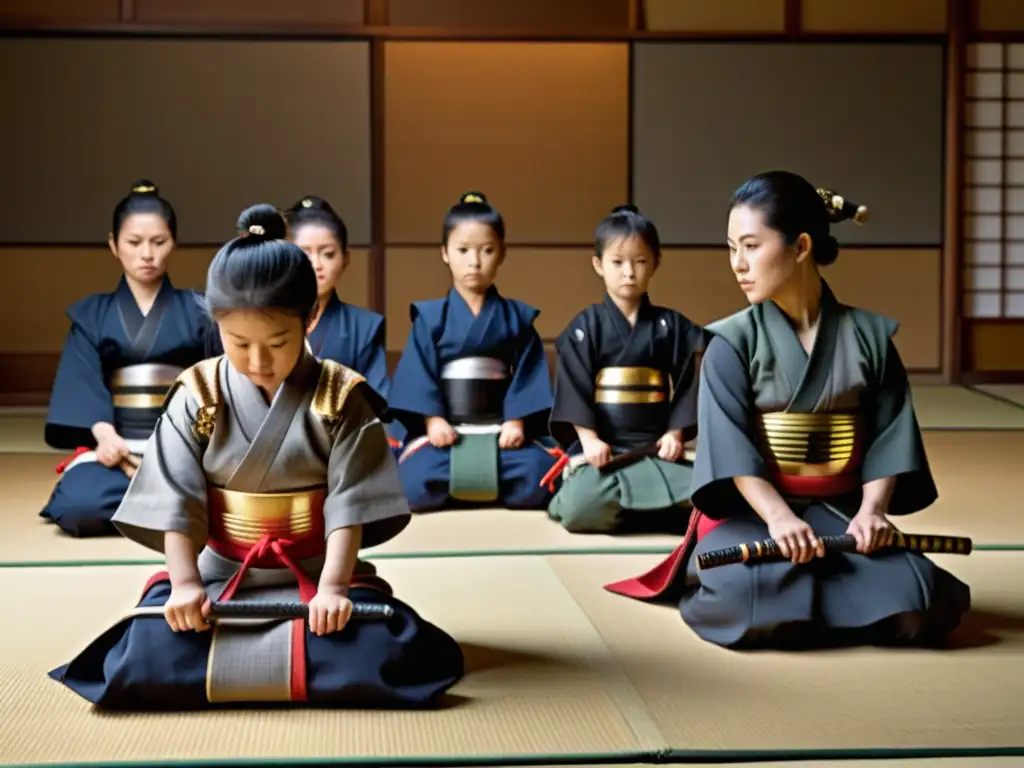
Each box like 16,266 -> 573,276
547,457 -> 693,534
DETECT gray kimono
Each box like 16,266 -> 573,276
50,351 -> 464,710
114,350 -> 410,595
607,281 -> 970,651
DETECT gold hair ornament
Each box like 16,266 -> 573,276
301,198 -> 313,208
133,184 -> 156,194
817,187 -> 868,225
462,194 -> 484,204
248,224 -> 265,236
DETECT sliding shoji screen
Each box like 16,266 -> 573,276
964,43 -> 1024,319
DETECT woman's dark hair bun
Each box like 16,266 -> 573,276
236,203 -> 287,241
459,191 -> 489,205
131,179 -> 160,196
815,235 -> 840,266
610,204 -> 639,215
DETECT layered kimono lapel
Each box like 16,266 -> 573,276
115,276 -> 173,358
761,280 -> 840,413
454,286 -> 502,354
308,294 -> 342,358
223,352 -> 320,492
602,293 -> 654,364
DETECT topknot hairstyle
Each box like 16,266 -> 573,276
595,204 -> 662,265
111,179 -> 177,241
284,195 -> 349,252
441,191 -> 506,246
203,204 -> 318,323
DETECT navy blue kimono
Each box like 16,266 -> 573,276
306,294 -> 400,450
307,294 -> 390,402
389,286 -> 558,511
41,276 -> 216,537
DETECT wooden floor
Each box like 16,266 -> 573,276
1,388 -> 1022,767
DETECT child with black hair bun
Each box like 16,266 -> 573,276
606,171 -> 969,652
388,192 -> 560,511
40,180 -> 215,538
284,195 -> 390,405
546,205 -> 709,534
51,203 -> 464,710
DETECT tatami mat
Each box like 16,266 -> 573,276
3,428 -> 1023,566
975,384 -> 1024,408
3,553 -> 1022,766
575,764 -> 1020,767
1,557 -> 651,766
0,412 -> 59,454
0,385 -> 1021,458
910,385 -> 1024,429
549,551 -> 1024,754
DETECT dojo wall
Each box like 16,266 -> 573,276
0,0 -> 1021,402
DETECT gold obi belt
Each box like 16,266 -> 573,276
594,367 -> 671,445
206,486 -> 326,567
110,363 -> 183,440
756,412 -> 861,498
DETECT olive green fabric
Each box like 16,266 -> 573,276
449,432 -> 500,502
548,458 -> 693,533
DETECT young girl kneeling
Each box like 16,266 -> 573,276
50,205 -> 464,709
389,193 -> 558,511
547,206 -> 708,534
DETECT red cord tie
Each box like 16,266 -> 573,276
539,448 -> 569,491
55,447 -> 90,474
217,533 -> 318,604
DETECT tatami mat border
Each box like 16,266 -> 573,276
968,385 -> 1024,411
0,543 -> 1022,570
6,737 -> 1024,767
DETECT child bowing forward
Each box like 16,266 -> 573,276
50,204 -> 464,709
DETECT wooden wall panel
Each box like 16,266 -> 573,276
385,248 -> 455,350
965,321 -> 1024,371
134,0 -> 364,26
383,43 -> 629,245
0,247 -> 369,354
632,43 -> 945,247
643,0 -> 785,32
802,0 -> 947,33
651,248 -> 942,371
0,39 -> 372,245
388,0 -> 629,30
0,0 -> 119,25
976,0 -> 1024,32
824,249 -> 942,370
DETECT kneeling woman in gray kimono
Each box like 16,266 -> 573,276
50,205 -> 464,709
605,171 -> 970,650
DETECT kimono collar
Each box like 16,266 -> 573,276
449,284 -> 499,313
323,291 -> 343,312
765,278 -> 838,323
116,273 -> 172,298
602,291 -> 653,320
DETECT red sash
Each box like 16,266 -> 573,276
603,470 -> 859,601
